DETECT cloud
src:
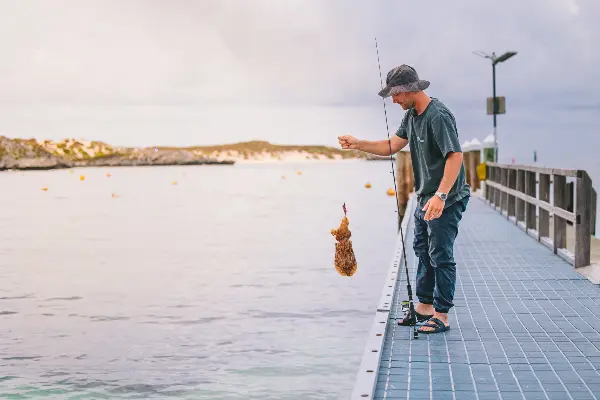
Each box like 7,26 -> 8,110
0,0 -> 598,158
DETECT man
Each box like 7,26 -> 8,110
338,64 -> 470,334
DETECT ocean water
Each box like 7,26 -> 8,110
0,160 -> 402,399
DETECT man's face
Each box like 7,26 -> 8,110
392,92 -> 415,110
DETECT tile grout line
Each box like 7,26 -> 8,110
454,242 -> 494,399
428,332 -> 432,400
376,221 -> 417,400
463,236 -> 511,398
383,244 -> 410,400
405,250 -> 416,400
471,241 -> 549,400
445,271 -> 465,400
520,267 -> 600,399
553,278 -> 600,334
488,245 -> 574,399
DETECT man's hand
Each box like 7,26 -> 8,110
338,134 -> 407,156
338,135 -> 360,150
423,195 -> 445,221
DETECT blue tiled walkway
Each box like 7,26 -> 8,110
374,196 -> 600,400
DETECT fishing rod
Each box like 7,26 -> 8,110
374,38 -> 418,339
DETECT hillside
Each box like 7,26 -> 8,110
169,140 -> 373,162
1,138 -> 376,170
0,137 -> 71,170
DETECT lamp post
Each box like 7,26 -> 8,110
473,51 -> 517,162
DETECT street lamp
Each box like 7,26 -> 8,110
473,50 -> 517,162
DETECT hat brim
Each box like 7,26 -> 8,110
378,80 -> 430,98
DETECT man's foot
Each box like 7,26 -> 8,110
398,303 -> 434,326
418,313 -> 449,333
414,303 -> 434,316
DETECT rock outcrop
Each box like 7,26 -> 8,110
1,137 -> 379,171
0,137 -> 71,170
0,137 -> 233,170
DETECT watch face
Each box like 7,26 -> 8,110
438,193 -> 447,200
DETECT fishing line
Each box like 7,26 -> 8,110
374,37 -> 418,339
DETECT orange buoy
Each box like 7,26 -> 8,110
172,181 -> 178,185
365,183 -> 372,189
41,187 -> 48,191
386,188 -> 395,196
80,175 -> 85,181
297,171 -> 302,175
106,172 -> 111,178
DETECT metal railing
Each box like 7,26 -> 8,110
484,162 -> 596,268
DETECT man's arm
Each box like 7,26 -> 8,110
437,152 -> 463,193
357,135 -> 408,156
339,112 -> 410,156
433,113 -> 464,194
423,113 -> 464,220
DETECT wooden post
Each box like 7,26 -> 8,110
495,167 -> 502,209
538,173 -> 550,239
553,174 -> 567,254
466,150 -> 480,192
395,150 -> 414,230
574,170 -> 592,268
463,151 -> 472,190
516,169 -> 525,225
565,182 -> 574,227
485,164 -> 491,202
395,151 -> 407,221
508,169 -> 517,219
501,167 -> 509,215
490,165 -> 495,205
525,171 -> 537,232
407,153 -> 414,194
592,188 -> 597,236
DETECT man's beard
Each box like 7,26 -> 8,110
401,100 -> 414,109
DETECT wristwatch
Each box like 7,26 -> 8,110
435,192 -> 448,201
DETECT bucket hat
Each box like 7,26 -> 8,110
378,64 -> 430,98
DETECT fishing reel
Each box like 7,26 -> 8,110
401,300 -> 419,339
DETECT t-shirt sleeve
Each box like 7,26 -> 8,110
395,111 -> 410,139
432,113 -> 462,157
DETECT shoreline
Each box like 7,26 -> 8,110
0,157 -> 373,172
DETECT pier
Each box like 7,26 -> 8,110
352,162 -> 600,399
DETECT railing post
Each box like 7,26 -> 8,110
525,171 -> 537,233
553,174 -> 567,254
485,164 -> 492,203
591,188 -> 597,236
490,165 -> 496,206
508,169 -> 517,220
495,167 -> 502,210
516,169 -> 525,226
574,170 -> 592,268
538,173 -> 551,240
501,167 -> 509,216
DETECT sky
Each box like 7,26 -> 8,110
0,0 -> 599,168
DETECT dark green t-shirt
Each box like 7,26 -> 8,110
395,97 -> 470,210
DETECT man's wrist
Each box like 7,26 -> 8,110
356,140 -> 363,151
435,191 -> 448,201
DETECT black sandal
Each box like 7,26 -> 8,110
397,309 -> 433,326
417,317 -> 450,333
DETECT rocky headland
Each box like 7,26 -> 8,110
0,137 -> 382,171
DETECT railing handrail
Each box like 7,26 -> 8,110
483,162 -> 595,268
486,162 -> 581,178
